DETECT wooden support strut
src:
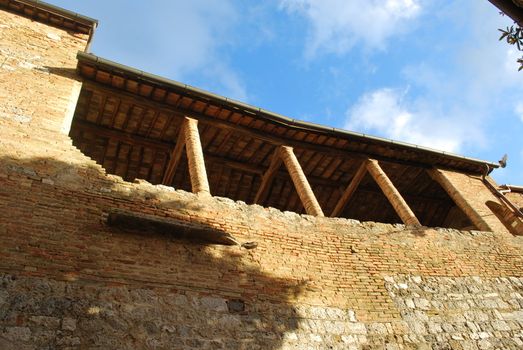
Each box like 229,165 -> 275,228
184,117 -> 210,194
254,147 -> 283,205
280,146 -> 324,217
366,159 -> 421,226
331,160 -> 368,217
162,122 -> 186,185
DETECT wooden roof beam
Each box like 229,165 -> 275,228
280,146 -> 324,217
366,159 -> 421,226
254,147 -> 283,205
162,121 -> 186,185
330,160 -> 367,217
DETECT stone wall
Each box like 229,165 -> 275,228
1,5 -> 523,350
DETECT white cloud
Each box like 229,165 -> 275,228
345,88 -> 465,152
279,0 -> 421,57
202,63 -> 248,102
94,0 -> 248,101
345,1 -> 523,163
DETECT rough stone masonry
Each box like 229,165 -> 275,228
1,2 -> 523,349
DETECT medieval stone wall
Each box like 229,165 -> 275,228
1,7 -> 523,350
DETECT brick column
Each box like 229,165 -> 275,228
367,159 -> 420,226
428,168 -> 493,232
280,146 -> 324,217
184,117 -> 210,195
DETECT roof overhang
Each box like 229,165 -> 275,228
488,0 -> 523,25
0,0 -> 98,49
76,51 -> 498,175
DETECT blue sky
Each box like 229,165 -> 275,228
51,0 -> 522,184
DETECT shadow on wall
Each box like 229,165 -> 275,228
0,155 -> 307,349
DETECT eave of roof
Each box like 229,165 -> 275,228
488,0 -> 523,25
76,51 -> 499,174
0,0 -> 98,40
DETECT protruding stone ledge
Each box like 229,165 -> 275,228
106,209 -> 238,246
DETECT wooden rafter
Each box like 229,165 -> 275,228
280,146 -> 324,217
161,121 -> 186,185
254,147 -> 283,205
366,159 -> 420,226
81,82 -> 439,169
331,160 -> 368,217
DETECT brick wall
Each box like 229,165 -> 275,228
431,169 -> 511,234
2,7 -> 523,349
506,192 -> 523,209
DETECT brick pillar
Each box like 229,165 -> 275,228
280,146 -> 324,217
184,117 -> 210,195
428,169 -> 495,232
367,159 -> 420,226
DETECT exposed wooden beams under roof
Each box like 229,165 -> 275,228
69,52 -> 489,229
76,52 -> 497,175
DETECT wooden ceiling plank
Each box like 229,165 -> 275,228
280,146 -> 324,217
331,160 -> 367,218
366,159 -> 421,226
100,96 -> 121,128
241,139 -> 264,163
322,157 -> 343,179
215,130 -> 234,154
303,152 -> 326,176
201,125 -> 220,151
159,112 -> 179,140
133,104 -> 150,135
231,135 -> 254,160
94,94 -> 108,125
145,110 -> 161,138
255,143 -> 278,166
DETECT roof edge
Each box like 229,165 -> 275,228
488,0 -> 523,25
76,51 -> 499,171
0,0 -> 98,36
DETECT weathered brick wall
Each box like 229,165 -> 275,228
432,169 -> 511,234
506,192 -> 523,209
2,7 -> 523,350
